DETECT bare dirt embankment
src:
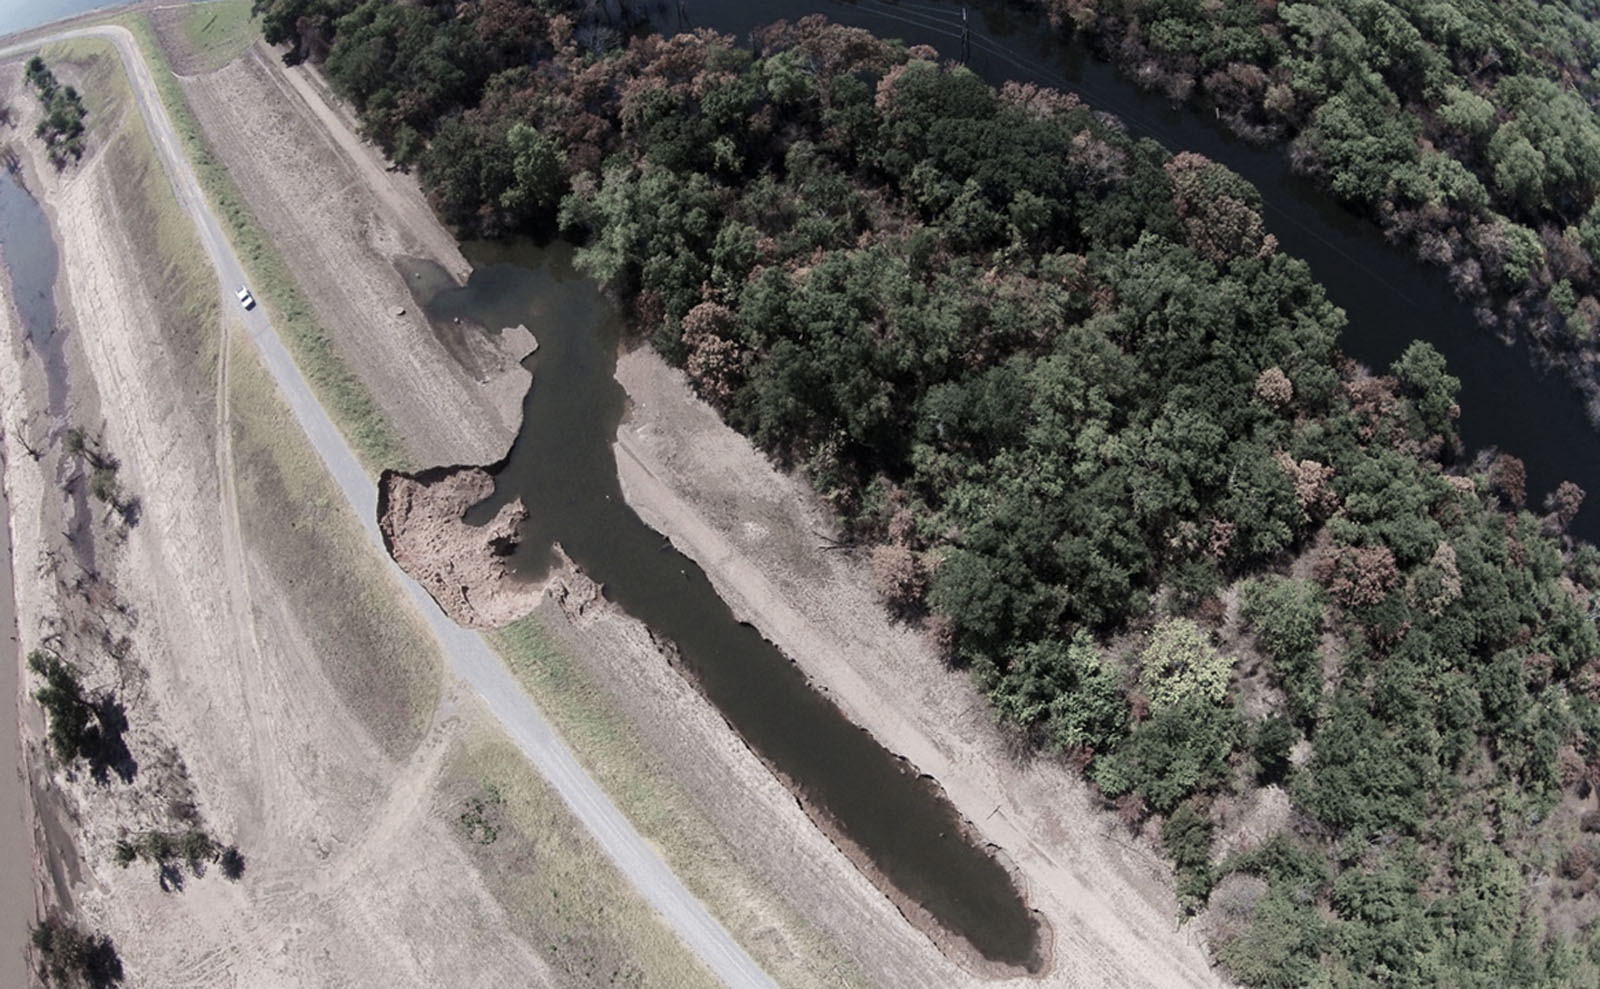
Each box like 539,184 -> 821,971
379,465 -> 541,626
177,42 -> 528,468
614,348 -> 1230,988
0,42 -> 717,986
176,30 -> 970,987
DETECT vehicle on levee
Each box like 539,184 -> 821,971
236,285 -> 255,310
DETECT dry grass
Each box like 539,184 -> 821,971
224,330 -> 440,756
436,718 -> 718,987
44,38 -> 219,404
177,0 -> 256,71
490,614 -> 864,988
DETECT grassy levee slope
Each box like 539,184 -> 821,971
491,615 -> 865,988
118,11 -> 410,472
47,38 -> 220,406
225,330 -> 441,756
437,721 -> 720,987
177,0 -> 257,72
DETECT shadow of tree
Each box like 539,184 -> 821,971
86,696 -> 136,785
219,846 -> 246,881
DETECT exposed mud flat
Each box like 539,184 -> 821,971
378,465 -> 543,628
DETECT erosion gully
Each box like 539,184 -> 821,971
411,0 -> 1600,971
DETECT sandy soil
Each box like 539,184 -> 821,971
532,547 -> 983,987
167,31 -> 1011,985
379,465 -> 542,626
614,348 -> 1230,988
160,23 -> 1233,988
177,44 -> 526,468
0,59 -> 569,987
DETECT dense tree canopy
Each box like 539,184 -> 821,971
1037,0 -> 1600,401
249,3 -> 1600,983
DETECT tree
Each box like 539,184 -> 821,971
1163,799 -> 1217,909
30,916 -> 122,988
1139,617 -> 1235,710
1252,714 -> 1297,783
1241,576 -> 1325,723
499,123 -> 567,228
1390,341 -> 1459,448
1094,695 -> 1241,813
27,650 -> 133,784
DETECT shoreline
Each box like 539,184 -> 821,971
611,344 -> 1224,987
0,412 -> 34,987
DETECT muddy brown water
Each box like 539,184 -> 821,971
404,241 -> 1044,968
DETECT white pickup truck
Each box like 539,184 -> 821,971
236,285 -> 255,310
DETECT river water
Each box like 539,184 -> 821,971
409,242 -> 1043,967
0,171 -> 55,985
408,0 -> 1600,967
0,0 -> 135,39
666,0 -> 1600,542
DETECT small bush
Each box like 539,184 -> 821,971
30,916 -> 123,988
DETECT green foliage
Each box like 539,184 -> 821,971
457,785 -> 505,845
1240,576 -> 1325,723
27,649 -> 133,784
1295,689 -> 1424,837
990,630 -> 1127,756
114,827 -> 239,888
1139,618 -> 1235,711
30,916 -> 123,988
1162,799 -> 1216,910
500,124 -> 567,228
1056,0 -> 1600,404
1251,715 -> 1297,784
28,650 -> 96,767
88,466 -> 118,506
25,57 -> 87,166
1094,696 -> 1241,814
1390,340 -> 1460,446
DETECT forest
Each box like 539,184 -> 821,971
1036,0 -> 1600,409
253,0 -> 1600,983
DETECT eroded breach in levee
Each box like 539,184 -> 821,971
377,244 -> 1045,973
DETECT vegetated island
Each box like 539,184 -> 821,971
255,1 -> 1600,983
1032,0 -> 1600,416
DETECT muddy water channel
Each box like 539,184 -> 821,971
406,241 -> 1042,968
670,0 -> 1600,543
412,0 -> 1600,969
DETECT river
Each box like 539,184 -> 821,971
0,0 -> 135,39
407,243 -> 1043,968
664,0 -> 1600,542
0,170 -> 57,986
408,0 -> 1600,968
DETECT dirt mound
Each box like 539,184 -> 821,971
379,467 -> 542,627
